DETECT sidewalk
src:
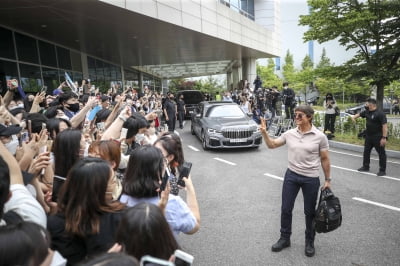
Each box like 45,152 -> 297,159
329,140 -> 400,159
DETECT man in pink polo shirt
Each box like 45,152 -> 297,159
260,105 -> 332,257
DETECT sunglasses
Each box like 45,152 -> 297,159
295,113 -> 305,119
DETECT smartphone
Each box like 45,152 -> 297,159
160,167 -> 170,191
178,162 -> 192,187
174,249 -> 194,266
52,175 -> 66,202
40,86 -> 47,94
120,127 -> 128,139
140,255 -> 174,266
96,122 -> 105,131
20,131 -> 30,144
39,146 -> 47,175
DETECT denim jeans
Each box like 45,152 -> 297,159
280,169 -> 320,241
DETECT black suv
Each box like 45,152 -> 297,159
176,90 -> 204,118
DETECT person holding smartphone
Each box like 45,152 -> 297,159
260,105 -> 332,257
120,145 -> 200,236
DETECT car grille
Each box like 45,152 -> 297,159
222,128 -> 253,139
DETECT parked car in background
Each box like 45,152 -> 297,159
176,90 -> 204,118
191,101 -> 262,150
345,98 -> 391,114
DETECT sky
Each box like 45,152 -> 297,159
274,0 -> 356,68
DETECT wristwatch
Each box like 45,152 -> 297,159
325,178 -> 332,182
382,136 -> 388,139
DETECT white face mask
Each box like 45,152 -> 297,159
136,133 -> 144,142
5,135 -> 19,155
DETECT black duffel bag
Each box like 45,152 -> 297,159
314,188 -> 342,233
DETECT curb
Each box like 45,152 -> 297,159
329,140 -> 400,159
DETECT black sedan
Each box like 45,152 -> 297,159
191,101 -> 262,150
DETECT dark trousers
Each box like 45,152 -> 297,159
166,117 -> 176,132
284,104 -> 294,120
324,113 -> 336,133
280,169 -> 320,241
178,111 -> 185,127
363,135 -> 386,171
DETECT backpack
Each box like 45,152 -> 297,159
314,188 -> 342,233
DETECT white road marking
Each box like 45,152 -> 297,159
188,145 -> 199,152
330,149 -> 400,165
352,197 -> 400,212
331,165 -> 400,181
264,173 -> 284,181
213,157 -> 236,166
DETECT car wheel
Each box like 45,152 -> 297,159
201,131 -> 208,150
191,123 -> 195,135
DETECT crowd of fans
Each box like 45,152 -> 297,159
0,79 -> 200,265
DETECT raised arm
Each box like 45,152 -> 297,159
260,117 -> 285,149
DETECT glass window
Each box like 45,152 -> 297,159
19,63 -> 42,93
42,67 -> 60,93
0,27 -> 16,60
39,41 -> 57,67
124,69 -> 139,89
57,46 -> 71,70
15,33 -> 39,64
0,60 -> 18,94
70,51 -> 82,72
87,56 -> 96,82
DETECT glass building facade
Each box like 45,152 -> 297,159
0,26 -> 161,96
219,0 -> 255,20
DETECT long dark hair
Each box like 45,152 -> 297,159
123,145 -> 164,198
115,203 -> 179,260
46,118 -> 71,140
53,128 -> 82,177
0,221 -> 50,266
57,157 -> 125,236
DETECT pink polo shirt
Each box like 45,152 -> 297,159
278,125 -> 329,178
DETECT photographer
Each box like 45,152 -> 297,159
323,93 -> 337,137
281,82 -> 296,120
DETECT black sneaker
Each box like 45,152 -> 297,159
377,171 -> 386,176
271,238 -> 291,252
357,166 -> 369,172
305,240 -> 315,257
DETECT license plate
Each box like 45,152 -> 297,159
230,138 -> 247,143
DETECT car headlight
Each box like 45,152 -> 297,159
207,128 -> 220,134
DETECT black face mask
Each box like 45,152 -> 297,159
169,97 -> 175,100
67,103 -> 80,112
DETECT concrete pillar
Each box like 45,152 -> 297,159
226,71 -> 232,91
242,58 -> 257,89
232,67 -> 240,91
138,72 -> 143,91
161,79 -> 168,94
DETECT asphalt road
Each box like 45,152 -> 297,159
175,121 -> 400,266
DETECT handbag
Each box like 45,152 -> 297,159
334,106 -> 340,116
314,188 -> 342,233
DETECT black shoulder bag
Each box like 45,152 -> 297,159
314,188 -> 342,233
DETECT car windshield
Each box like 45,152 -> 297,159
207,105 -> 245,118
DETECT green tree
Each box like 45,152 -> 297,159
299,0 -> 400,109
256,59 -> 282,88
316,48 -> 332,69
301,55 -> 314,70
282,50 -> 297,83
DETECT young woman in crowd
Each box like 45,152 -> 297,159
153,132 -> 185,195
88,140 -> 123,200
47,157 -> 125,264
120,145 -> 200,236
115,203 -> 180,261
46,118 -> 71,140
